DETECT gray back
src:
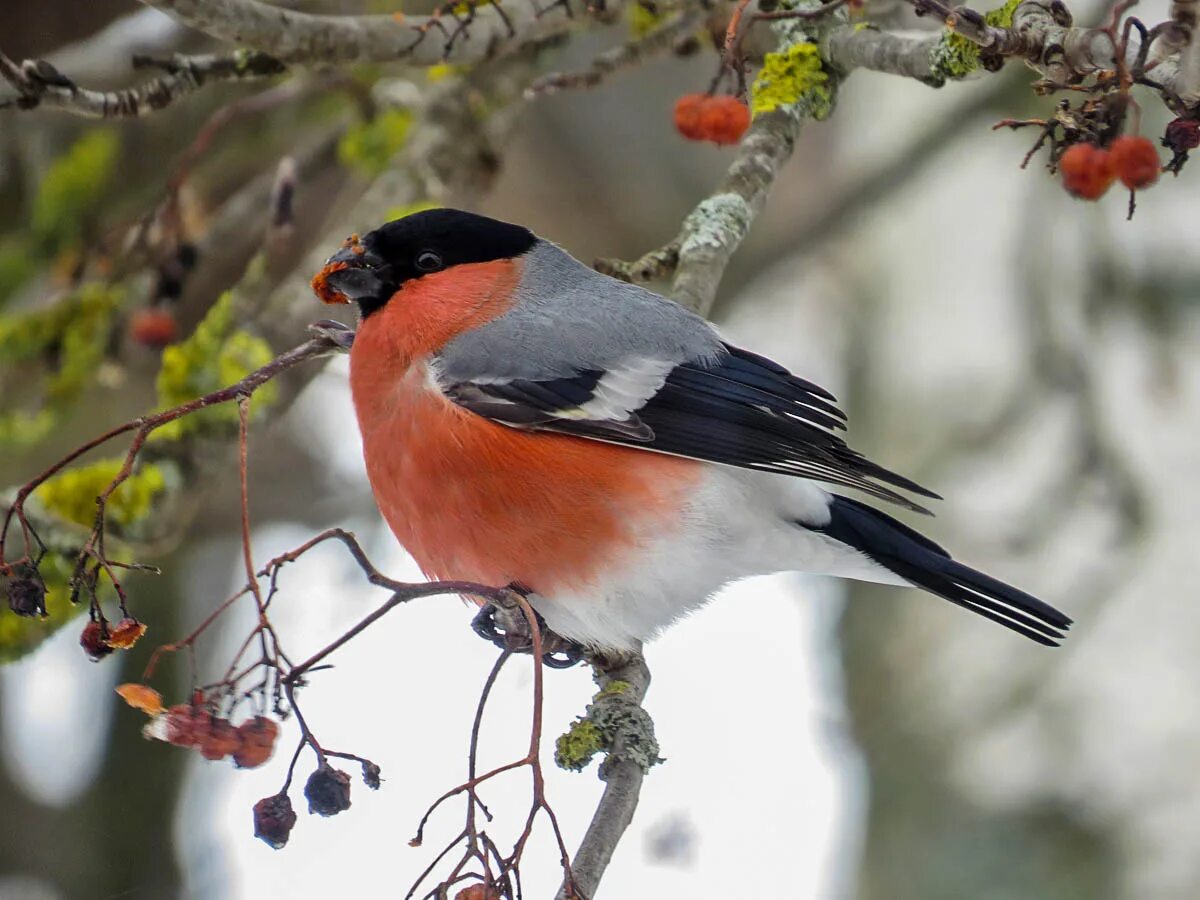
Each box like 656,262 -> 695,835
435,241 -> 723,382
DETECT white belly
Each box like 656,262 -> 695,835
529,466 -> 903,651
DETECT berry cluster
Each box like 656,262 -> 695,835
1060,135 -> 1160,201
673,94 -> 751,146
116,683 -> 280,767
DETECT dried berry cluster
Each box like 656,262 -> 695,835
250,757 -> 381,849
673,94 -> 751,145
118,684 -> 281,767
162,705 -> 280,767
1060,134 -> 1160,201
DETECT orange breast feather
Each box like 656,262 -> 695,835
348,259 -> 700,595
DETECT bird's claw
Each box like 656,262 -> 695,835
308,319 -> 356,351
470,598 -> 585,669
470,603 -> 509,650
541,643 -> 584,668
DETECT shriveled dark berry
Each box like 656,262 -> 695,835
304,764 -> 352,817
1164,117 -> 1200,152
7,577 -> 46,617
80,621 -> 113,661
253,793 -> 298,849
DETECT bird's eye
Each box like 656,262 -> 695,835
414,250 -> 444,272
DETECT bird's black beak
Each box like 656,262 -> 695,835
311,241 -> 394,308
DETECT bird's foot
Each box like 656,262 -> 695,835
470,587 -> 585,669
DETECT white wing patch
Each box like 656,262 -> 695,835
564,358 -> 675,421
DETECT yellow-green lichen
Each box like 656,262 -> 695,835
31,130 -> 120,252
34,458 -> 167,530
425,63 -> 464,83
0,283 -> 122,448
986,0 -> 1021,29
337,108 -> 414,176
0,282 -> 120,362
0,236 -> 37,305
598,679 -> 630,697
928,0 -> 1020,83
554,679 -> 661,774
627,1 -> 666,38
154,291 -> 277,439
0,410 -> 56,447
554,718 -> 605,772
751,42 -> 834,120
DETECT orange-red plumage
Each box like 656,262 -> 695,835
349,259 -> 701,597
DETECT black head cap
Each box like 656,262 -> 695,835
319,208 -> 536,317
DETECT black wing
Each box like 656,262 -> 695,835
441,343 -> 939,514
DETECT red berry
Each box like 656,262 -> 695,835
455,886 -> 501,900
129,308 -> 178,348
1109,135 -> 1160,190
674,94 -> 751,146
163,703 -> 209,748
233,716 -> 280,769
1059,144 -> 1114,200
199,717 -> 241,761
699,96 -> 751,146
673,94 -> 707,141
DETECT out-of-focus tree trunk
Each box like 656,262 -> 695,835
839,584 -> 1120,900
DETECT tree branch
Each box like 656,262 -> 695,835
0,50 -> 286,117
526,9 -> 704,98
557,652 -> 655,900
823,27 -> 943,82
137,0 -> 628,66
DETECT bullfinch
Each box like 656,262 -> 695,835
311,208 -> 1070,656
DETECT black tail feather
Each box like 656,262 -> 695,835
811,495 -> 1072,646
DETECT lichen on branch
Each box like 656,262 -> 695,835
154,291 -> 278,440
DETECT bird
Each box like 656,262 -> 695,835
310,208 -> 1071,659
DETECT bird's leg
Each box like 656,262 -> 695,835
470,584 -> 585,669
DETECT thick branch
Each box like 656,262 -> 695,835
671,107 -> 804,315
824,27 -> 942,81
137,0 -> 627,66
557,652 -> 653,900
0,50 -> 285,117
